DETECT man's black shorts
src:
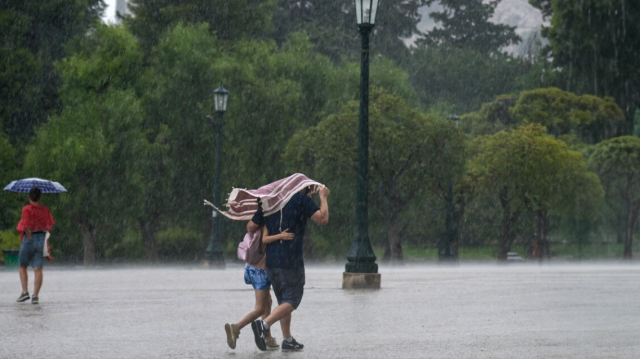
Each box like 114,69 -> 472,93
266,267 -> 305,309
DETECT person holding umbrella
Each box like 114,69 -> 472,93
4,178 -> 65,305
15,187 -> 54,304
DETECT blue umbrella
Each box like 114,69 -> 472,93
3,178 -> 68,193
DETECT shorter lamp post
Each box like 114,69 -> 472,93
204,86 -> 229,268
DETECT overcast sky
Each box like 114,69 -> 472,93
103,0 -> 118,24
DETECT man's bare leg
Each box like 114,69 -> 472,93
264,302 -> 294,327
261,293 -> 275,341
280,312 -> 292,339
19,266 -> 28,293
33,267 -> 43,297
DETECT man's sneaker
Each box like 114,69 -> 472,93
282,337 -> 304,351
31,296 -> 39,305
265,337 -> 279,350
250,320 -> 267,351
16,292 -> 30,302
224,323 -> 239,349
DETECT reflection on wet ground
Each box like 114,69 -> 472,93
1,263 -> 639,358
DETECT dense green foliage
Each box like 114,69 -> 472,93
126,0 -> 275,51
544,0 -> 640,132
0,0 -> 104,143
406,46 -> 548,113
272,0 -> 426,63
589,136 -> 640,259
468,124 -> 603,260
284,88 -> 466,262
462,87 -> 625,143
1,0 -> 638,263
420,0 -> 520,56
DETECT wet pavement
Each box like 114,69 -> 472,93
1,263 -> 640,358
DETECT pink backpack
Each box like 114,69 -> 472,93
237,229 -> 265,265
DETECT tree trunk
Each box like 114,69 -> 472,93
450,193 -> 465,261
624,205 -> 639,260
386,214 -> 403,263
79,222 -> 97,266
498,214 -> 515,262
534,210 -> 548,260
382,238 -> 391,262
140,216 -> 159,262
498,187 -> 518,262
535,210 -> 549,262
440,181 -> 457,262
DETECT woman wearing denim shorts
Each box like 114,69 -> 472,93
16,187 -> 55,305
224,209 -> 295,350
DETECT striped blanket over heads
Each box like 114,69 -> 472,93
205,173 -> 323,220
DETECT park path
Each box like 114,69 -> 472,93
1,263 -> 639,358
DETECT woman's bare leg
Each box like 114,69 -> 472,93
236,289 -> 271,330
33,267 -> 43,297
19,266 -> 28,293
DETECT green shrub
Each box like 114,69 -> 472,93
0,229 -> 21,262
157,226 -> 203,261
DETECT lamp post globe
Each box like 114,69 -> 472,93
214,86 -> 229,113
204,86 -> 229,268
343,0 -> 381,288
449,113 -> 460,127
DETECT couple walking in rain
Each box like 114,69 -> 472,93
206,173 -> 330,351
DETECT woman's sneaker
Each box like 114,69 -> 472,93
281,337 -> 304,350
224,323 -> 239,349
266,337 -> 279,350
16,292 -> 30,302
31,296 -> 39,305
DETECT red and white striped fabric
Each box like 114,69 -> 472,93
208,173 -> 323,220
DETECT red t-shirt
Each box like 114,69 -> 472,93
17,204 -> 55,240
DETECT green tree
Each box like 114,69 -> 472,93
421,0 -> 520,56
462,87 -> 625,142
589,136 -> 640,259
25,25 -> 148,265
407,46 -> 544,113
0,0 -> 104,143
126,0 -> 275,51
272,0 -> 426,63
469,124 -> 603,260
529,0 -> 552,19
0,131 -> 21,230
140,24 -> 421,259
543,0 -> 640,132
284,88 -> 466,262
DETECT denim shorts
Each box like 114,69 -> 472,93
266,267 -> 305,309
19,232 -> 45,268
244,264 -> 271,290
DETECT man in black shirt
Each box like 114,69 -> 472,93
250,185 -> 329,351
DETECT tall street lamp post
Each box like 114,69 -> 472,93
204,86 -> 229,268
343,0 -> 381,289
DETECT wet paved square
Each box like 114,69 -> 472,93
1,263 -> 639,358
